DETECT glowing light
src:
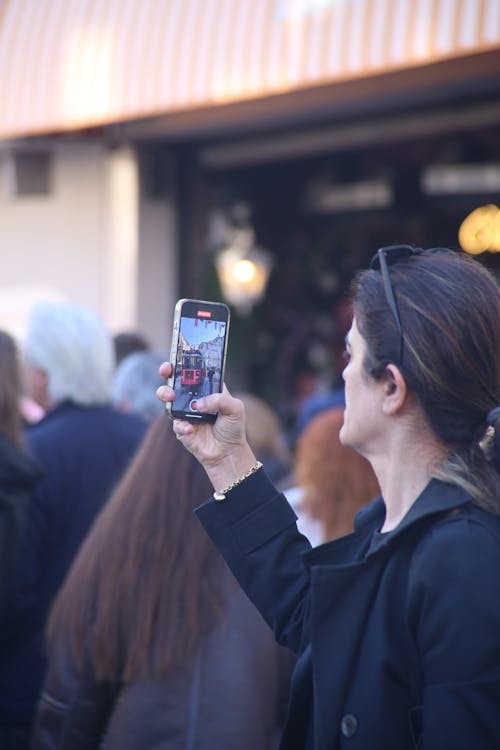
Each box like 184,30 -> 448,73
233,259 -> 257,283
215,227 -> 273,315
459,204 -> 500,255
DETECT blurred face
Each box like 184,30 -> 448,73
22,358 -> 50,411
339,317 -> 383,457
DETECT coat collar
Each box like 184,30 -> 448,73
28,399 -> 110,428
305,478 -> 473,565
28,399 -> 82,427
360,478 -> 473,555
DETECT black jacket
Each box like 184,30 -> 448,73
0,435 -> 43,616
196,470 -> 500,749
0,402 -> 147,727
33,577 -> 294,749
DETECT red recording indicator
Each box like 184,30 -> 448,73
197,310 -> 212,318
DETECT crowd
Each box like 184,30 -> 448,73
0,243 -> 499,749
0,304 -> 149,748
0,301 -> 297,750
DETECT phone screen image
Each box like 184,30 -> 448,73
171,300 -> 229,421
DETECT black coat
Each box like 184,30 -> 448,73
0,402 -> 147,727
196,470 -> 500,749
0,435 -> 43,616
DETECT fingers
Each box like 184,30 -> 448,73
155,384 -> 230,414
190,389 -> 243,419
173,419 -> 194,437
159,361 -> 173,378
157,363 -> 174,403
155,365 -> 244,426
156,384 -> 174,403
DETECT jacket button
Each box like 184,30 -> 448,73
341,714 -> 358,738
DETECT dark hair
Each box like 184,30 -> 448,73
351,249 -> 500,512
0,330 -> 23,447
113,331 -> 150,367
47,416 -> 224,681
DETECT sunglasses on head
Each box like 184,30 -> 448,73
369,244 -> 454,365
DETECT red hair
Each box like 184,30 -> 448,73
295,407 -> 379,541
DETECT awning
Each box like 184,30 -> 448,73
1,0 -> 499,140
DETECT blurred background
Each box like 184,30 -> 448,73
1,0 -> 499,431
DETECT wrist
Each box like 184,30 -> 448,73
213,461 -> 263,501
204,446 -> 258,495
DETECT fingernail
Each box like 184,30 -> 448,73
195,398 -> 204,409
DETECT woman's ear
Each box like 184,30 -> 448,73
382,364 -> 407,415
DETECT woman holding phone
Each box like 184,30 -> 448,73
158,245 -> 500,749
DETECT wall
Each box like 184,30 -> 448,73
138,195 -> 177,354
0,140 -> 176,351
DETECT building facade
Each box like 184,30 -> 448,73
0,0 -> 499,374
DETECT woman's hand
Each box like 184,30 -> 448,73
157,362 -> 257,491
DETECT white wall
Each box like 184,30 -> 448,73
138,195 -> 177,353
0,140 -> 177,349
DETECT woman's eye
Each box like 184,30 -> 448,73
342,349 -> 350,362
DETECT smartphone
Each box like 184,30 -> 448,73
166,298 -> 230,422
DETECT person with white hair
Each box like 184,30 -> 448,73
0,301 -> 147,749
22,301 -> 114,410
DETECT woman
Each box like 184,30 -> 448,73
158,245 -> 500,749
0,329 -> 43,614
0,330 -> 43,750
294,406 -> 379,542
32,417 -> 293,749
235,392 -> 292,486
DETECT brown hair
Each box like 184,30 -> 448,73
351,248 -> 500,512
295,407 -> 379,542
237,392 -> 291,468
0,330 -> 23,447
47,416 -> 224,681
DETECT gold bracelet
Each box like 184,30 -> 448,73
213,461 -> 263,501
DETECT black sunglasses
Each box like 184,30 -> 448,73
369,245 -> 421,364
369,244 -> 454,364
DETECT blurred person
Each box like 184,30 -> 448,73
294,407 -> 379,543
113,330 -> 150,367
0,301 -> 147,749
207,367 -> 215,394
32,416 -> 294,750
19,396 -> 45,427
234,392 -> 322,543
111,350 -> 166,422
291,299 -> 350,443
236,392 -> 292,486
0,331 -> 43,616
158,246 -> 500,748
293,385 -> 345,442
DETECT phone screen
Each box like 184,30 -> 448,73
171,300 -> 229,421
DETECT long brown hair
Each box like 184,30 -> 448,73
47,416 -> 224,681
0,330 -> 23,447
